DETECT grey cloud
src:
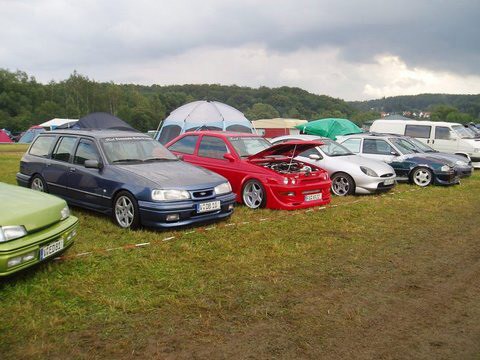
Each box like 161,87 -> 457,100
1,0 -> 479,82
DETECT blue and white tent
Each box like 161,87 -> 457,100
156,101 -> 253,144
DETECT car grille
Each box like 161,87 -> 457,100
191,189 -> 214,199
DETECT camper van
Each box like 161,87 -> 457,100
370,120 -> 480,168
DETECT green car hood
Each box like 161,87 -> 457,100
0,183 -> 66,232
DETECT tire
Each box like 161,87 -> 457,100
30,175 -> 48,192
410,167 -> 433,187
242,179 -> 267,209
112,191 -> 140,229
331,172 -> 355,196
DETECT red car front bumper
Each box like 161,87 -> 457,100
264,180 -> 332,210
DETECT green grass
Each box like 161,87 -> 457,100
1,144 -> 479,359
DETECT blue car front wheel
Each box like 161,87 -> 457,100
113,191 -> 140,229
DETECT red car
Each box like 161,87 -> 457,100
166,131 -> 331,210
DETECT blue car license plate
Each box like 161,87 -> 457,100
197,201 -> 221,213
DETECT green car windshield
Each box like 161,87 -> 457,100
101,137 -> 178,163
388,138 -> 419,154
406,137 -> 437,153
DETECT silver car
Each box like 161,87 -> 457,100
271,135 -> 396,196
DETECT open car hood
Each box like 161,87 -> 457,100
247,141 -> 324,160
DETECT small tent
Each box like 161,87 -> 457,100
252,118 -> 307,138
0,129 -> 13,143
156,101 -> 253,144
39,118 -> 78,130
73,112 -> 138,132
296,118 -> 362,140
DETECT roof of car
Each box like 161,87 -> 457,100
41,129 -> 150,139
182,130 -> 260,138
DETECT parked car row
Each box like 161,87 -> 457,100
2,124 -> 476,277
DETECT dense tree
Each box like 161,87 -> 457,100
245,103 -> 280,120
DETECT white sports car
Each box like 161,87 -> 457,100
271,135 -> 396,196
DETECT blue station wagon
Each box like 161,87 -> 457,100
16,130 -> 236,229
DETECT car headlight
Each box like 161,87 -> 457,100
0,226 -> 27,243
60,205 -> 70,220
214,182 -> 232,195
440,165 -> 452,172
455,160 -> 467,167
474,148 -> 480,153
360,166 -> 378,177
151,189 -> 190,201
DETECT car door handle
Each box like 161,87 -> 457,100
432,139 -> 435,144
69,167 -> 76,172
426,139 -> 430,143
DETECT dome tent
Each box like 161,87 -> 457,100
156,101 -> 253,144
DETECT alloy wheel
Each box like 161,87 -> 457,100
115,195 -> 135,228
243,182 -> 264,209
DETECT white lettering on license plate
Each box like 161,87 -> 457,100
197,201 -> 221,213
40,239 -> 64,260
305,193 -> 322,202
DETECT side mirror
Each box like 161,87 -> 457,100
390,151 -> 399,156
176,154 -> 184,161
223,153 -> 235,162
308,154 -> 321,160
84,159 -> 102,169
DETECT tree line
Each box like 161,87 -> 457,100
1,68 -> 478,133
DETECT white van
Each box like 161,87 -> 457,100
370,119 -> 480,168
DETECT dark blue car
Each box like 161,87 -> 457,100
16,130 -> 236,229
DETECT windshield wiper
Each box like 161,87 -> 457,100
112,159 -> 141,163
143,157 -> 177,162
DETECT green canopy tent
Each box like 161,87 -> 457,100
295,118 -> 362,140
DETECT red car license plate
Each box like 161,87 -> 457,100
305,193 -> 322,201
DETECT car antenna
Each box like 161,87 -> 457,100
287,143 -> 297,172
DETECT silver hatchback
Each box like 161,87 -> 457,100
271,135 -> 396,196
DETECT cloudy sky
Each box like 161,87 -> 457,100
1,0 -> 480,100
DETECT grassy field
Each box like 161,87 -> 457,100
1,144 -> 479,359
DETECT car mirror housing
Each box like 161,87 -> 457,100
223,153 -> 235,162
390,151 -> 399,156
176,154 -> 184,161
84,159 -> 102,169
308,154 -> 321,160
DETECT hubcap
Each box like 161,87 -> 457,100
31,178 -> 44,192
414,169 -> 431,186
115,196 -> 134,227
243,182 -> 263,208
332,176 -> 350,196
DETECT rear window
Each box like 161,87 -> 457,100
405,125 -> 431,138
29,136 -> 56,157
168,135 -> 198,154
52,137 -> 77,162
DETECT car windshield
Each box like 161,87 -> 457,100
101,136 -> 177,164
388,138 -> 418,154
406,137 -> 436,152
452,125 -> 475,139
319,140 -> 353,156
228,136 -> 271,157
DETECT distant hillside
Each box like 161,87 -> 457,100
350,94 -> 480,119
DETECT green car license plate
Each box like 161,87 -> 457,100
40,239 -> 64,260
197,201 -> 221,213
